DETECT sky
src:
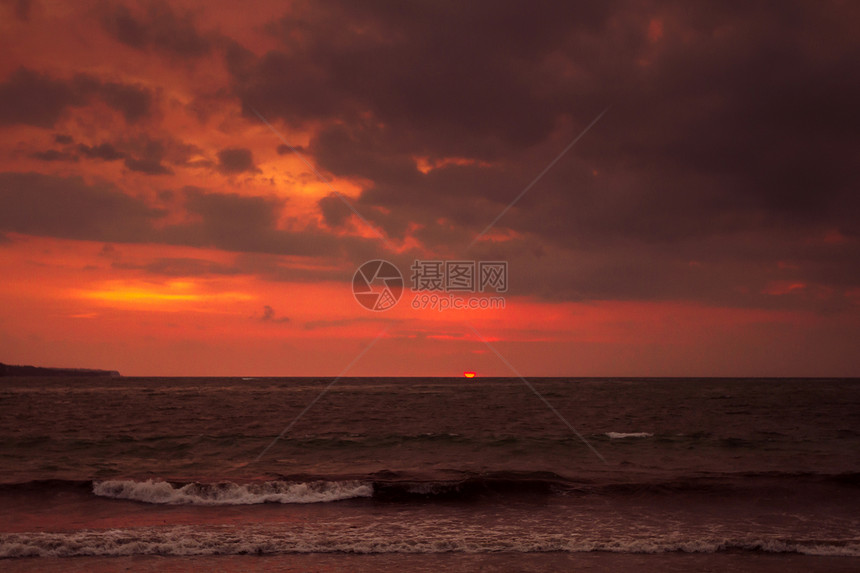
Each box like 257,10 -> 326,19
0,0 -> 858,377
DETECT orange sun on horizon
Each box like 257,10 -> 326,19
463,371 -> 476,378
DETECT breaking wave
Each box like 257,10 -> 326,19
92,479 -> 372,505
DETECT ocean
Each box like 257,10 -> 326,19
1,377 -> 858,572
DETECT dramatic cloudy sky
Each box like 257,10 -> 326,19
0,0 -> 857,376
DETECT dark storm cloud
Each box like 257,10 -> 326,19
560,4 -> 860,237
0,68 -> 155,127
317,193 -> 352,229
0,172 -> 382,264
462,224 -> 860,313
3,1 -> 855,313
99,0 -> 213,60
82,78 -> 154,123
78,143 -> 125,161
0,68 -> 79,127
30,149 -> 78,162
29,135 -> 203,173
227,0 -> 859,307
216,147 -> 258,174
235,1 -> 616,151
113,257 -> 241,277
159,187 -> 369,258
125,157 -> 172,175
0,172 -> 164,242
182,186 -> 280,236
120,136 -> 194,175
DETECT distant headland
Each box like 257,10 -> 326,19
0,362 -> 121,377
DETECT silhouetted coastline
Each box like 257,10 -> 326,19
0,362 -> 120,377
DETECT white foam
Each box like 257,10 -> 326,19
92,479 -> 372,505
605,432 -> 654,439
2,526 -> 858,558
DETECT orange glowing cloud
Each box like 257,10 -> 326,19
77,280 -> 254,308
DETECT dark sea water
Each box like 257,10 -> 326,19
0,377 -> 858,571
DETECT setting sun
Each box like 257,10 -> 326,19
463,371 -> 476,378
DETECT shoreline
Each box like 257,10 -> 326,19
2,551 -> 859,573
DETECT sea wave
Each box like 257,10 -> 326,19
1,470 -> 856,505
92,479 -> 372,505
2,526 -> 858,558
